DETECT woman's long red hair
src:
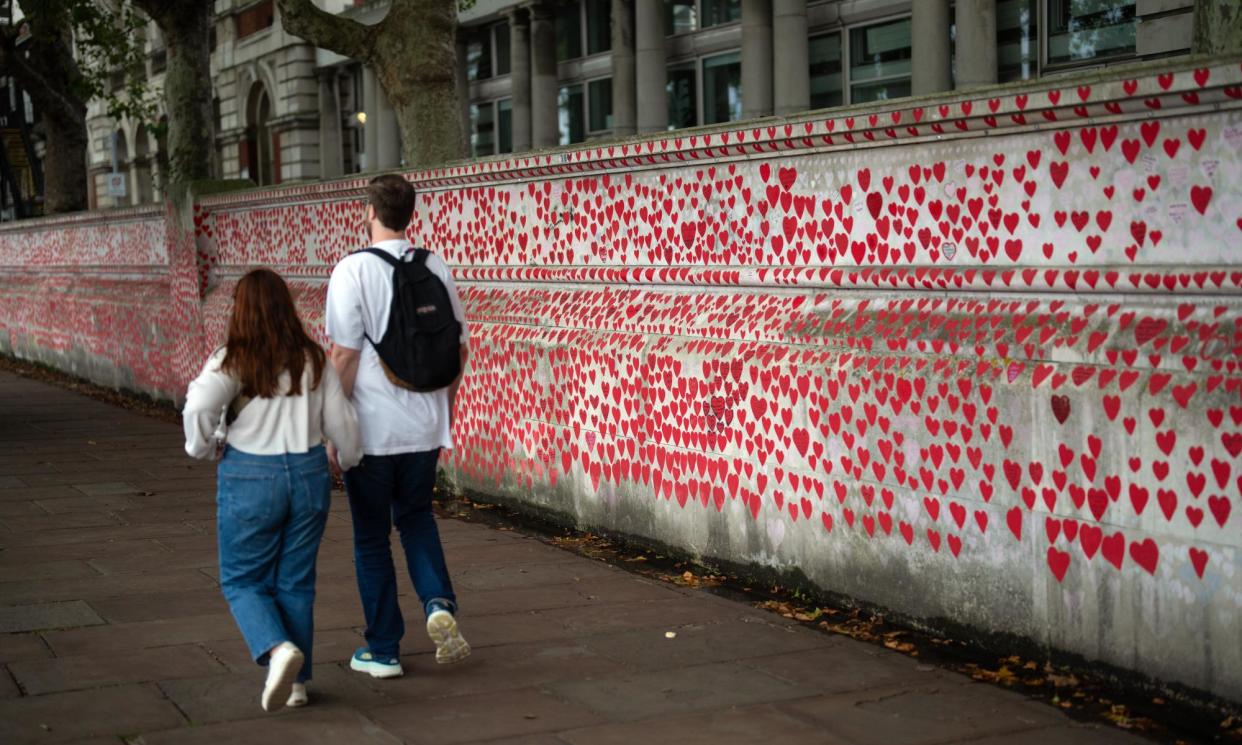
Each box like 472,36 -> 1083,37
221,268 -> 325,398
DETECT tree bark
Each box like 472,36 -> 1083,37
1193,0 -> 1242,55
133,0 -> 216,182
277,0 -> 465,169
1,5 -> 88,213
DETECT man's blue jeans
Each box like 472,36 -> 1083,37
216,445 -> 330,683
344,448 -> 457,658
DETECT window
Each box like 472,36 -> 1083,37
1046,0 -> 1136,66
809,33 -> 843,109
470,102 -> 495,157
702,52 -> 741,124
849,18 -> 912,104
557,1 -> 584,61
467,32 -> 493,81
995,0 -> 1038,81
236,0 -> 274,39
559,84 -> 585,145
665,1 -> 697,35
667,62 -> 697,129
586,0 -> 612,55
588,78 -> 613,131
495,22 -> 511,75
498,99 -> 513,153
701,0 -> 740,27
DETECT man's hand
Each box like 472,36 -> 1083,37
326,441 -> 341,475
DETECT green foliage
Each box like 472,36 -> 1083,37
20,0 -> 159,129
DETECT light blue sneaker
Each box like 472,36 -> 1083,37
349,647 -> 403,678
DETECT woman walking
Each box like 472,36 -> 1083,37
183,268 -> 361,712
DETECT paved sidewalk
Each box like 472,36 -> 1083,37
0,370 -> 1145,745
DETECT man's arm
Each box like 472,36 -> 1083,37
330,344 -> 362,400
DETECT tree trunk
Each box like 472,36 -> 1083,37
1,2 -> 89,213
41,111 -> 90,214
277,0 -> 465,169
375,1 -> 465,167
1193,0 -> 1242,55
134,0 -> 216,182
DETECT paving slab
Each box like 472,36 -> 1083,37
0,632 -> 52,663
0,683 -> 185,744
555,701 -> 849,745
781,682 -> 1067,745
548,659 -> 804,722
9,643 -> 228,695
367,687 -> 604,745
129,706 -> 403,745
0,601 -> 105,633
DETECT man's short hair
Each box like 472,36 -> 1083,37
367,174 -> 417,233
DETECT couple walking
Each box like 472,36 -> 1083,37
182,175 -> 471,711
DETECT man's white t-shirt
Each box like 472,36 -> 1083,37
325,239 -> 469,455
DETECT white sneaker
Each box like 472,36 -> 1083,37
287,683 -> 308,708
261,642 -> 304,712
426,609 -> 471,664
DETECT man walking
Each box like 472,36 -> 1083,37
325,174 -> 471,678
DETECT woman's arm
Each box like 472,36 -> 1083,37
322,362 -> 362,470
182,351 -> 239,459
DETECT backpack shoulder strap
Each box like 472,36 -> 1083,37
411,248 -> 431,266
353,247 -> 401,267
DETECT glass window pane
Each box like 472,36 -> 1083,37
851,79 -> 911,104
702,51 -> 741,124
665,0 -> 697,35
701,0 -> 740,27
498,99 -> 513,153
849,18 -> 911,92
586,0 -> 612,54
495,21 -> 511,75
809,33 -> 843,110
588,78 -> 613,131
470,102 -> 495,157
997,0 -> 1037,81
1046,0 -> 1136,64
467,33 -> 492,81
557,1 -> 584,60
667,62 -> 697,129
559,84 -> 585,145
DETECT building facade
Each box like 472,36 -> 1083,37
86,0 -> 1197,209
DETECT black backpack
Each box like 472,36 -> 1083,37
355,247 -> 462,392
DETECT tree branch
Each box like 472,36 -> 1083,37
0,26 -> 84,126
275,0 -> 378,65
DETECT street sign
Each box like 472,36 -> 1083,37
106,172 -> 126,198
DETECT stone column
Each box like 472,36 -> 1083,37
955,0 -> 997,89
362,66 -> 379,172
772,0 -> 808,116
318,70 -> 344,179
528,3 -> 559,148
508,8 -> 532,152
912,0 -> 952,95
741,0 -> 773,119
456,33 -> 472,157
634,0 -> 667,133
611,0 -> 636,135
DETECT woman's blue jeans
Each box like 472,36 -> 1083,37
216,445 -> 330,682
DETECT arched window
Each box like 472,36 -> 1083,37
112,128 -> 130,207
243,82 -> 275,186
